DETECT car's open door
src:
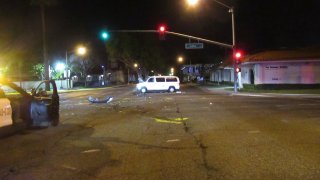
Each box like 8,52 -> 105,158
30,80 -> 59,127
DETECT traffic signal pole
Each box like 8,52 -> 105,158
230,7 -> 237,93
109,30 -> 233,49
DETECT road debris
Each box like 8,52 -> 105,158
88,96 -> 113,103
166,139 -> 180,143
61,165 -> 77,171
248,130 -> 260,134
81,149 -> 101,154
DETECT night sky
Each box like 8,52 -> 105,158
0,0 -> 320,72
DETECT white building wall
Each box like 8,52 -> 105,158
210,70 -> 220,82
241,65 -> 254,84
222,69 -> 232,82
210,68 -> 234,83
242,61 -> 320,85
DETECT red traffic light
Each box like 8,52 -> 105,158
158,24 -> 167,40
235,67 -> 241,73
234,51 -> 242,59
234,50 -> 243,64
158,25 -> 166,33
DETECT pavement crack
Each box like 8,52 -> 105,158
191,133 -> 214,179
175,101 -> 214,179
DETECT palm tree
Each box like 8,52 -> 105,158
31,0 -> 56,90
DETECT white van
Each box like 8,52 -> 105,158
136,76 -> 180,93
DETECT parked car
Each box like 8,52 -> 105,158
0,79 -> 59,135
136,76 -> 180,93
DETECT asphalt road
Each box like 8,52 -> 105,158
1,84 -> 320,179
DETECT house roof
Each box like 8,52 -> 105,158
242,49 -> 320,63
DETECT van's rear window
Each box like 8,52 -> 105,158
166,78 -> 177,82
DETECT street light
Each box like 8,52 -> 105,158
55,63 -> 65,89
65,46 -> 87,89
170,67 -> 175,75
177,56 -> 192,82
134,63 -> 138,68
185,0 -> 237,92
178,56 -> 184,63
187,0 -> 199,6
101,65 -> 106,86
77,46 -> 87,55
177,56 -> 185,81
55,63 -> 65,71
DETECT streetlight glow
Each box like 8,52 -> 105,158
178,56 -> 184,63
134,63 -> 138,68
66,45 -> 88,89
187,0 -> 199,6
170,67 -> 175,76
77,46 -> 87,55
55,63 -> 65,71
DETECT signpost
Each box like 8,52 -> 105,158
185,43 -> 204,49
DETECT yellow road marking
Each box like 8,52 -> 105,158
153,117 -> 189,124
174,117 -> 189,121
155,118 -> 182,124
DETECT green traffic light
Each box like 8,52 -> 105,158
101,31 -> 109,40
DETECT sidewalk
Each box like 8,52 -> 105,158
196,84 -> 320,99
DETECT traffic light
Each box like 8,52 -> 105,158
100,31 -> 109,41
234,50 -> 243,64
234,50 -> 243,74
158,24 -> 167,40
158,25 -> 166,33
235,52 -> 242,59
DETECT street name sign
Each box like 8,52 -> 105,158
185,43 -> 204,49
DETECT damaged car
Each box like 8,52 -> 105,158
0,79 -> 59,135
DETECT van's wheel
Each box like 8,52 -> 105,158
168,87 -> 175,93
141,87 -> 147,93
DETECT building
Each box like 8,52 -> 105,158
210,49 -> 320,89
210,66 -> 234,83
241,49 -> 320,88
181,64 -> 215,82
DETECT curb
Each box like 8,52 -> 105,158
196,85 -> 320,99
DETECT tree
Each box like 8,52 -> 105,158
106,33 -> 166,81
31,63 -> 45,80
70,57 -> 95,87
30,0 -> 57,89
0,67 -> 9,77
